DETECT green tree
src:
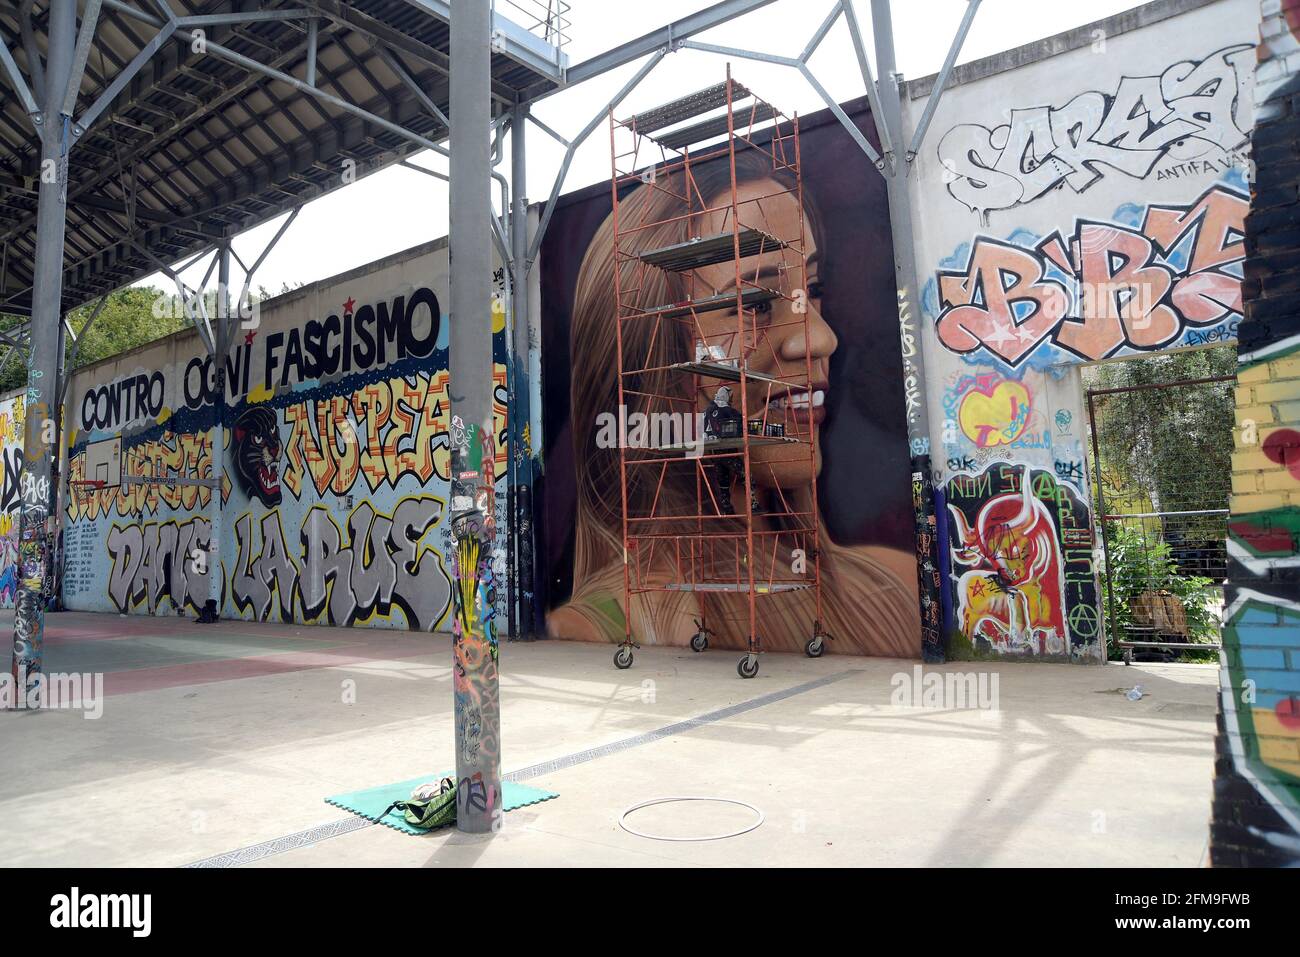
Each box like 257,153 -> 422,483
1084,345 -> 1236,523
0,285 -> 188,394
1083,345 -> 1236,660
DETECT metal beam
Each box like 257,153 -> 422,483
800,2 -> 842,63
840,0 -> 895,170
526,112 -> 568,149
527,49 -> 665,268
305,16 -> 318,87
797,61 -> 883,169
0,25 -> 43,130
181,31 -> 451,158
238,205 -> 300,312
60,0 -> 101,119
378,46 -> 450,130
679,39 -> 799,68
555,0 -> 780,92
71,18 -> 177,139
176,9 -> 314,29
906,0 -> 981,161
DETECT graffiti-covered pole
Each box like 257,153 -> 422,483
206,240 -> 232,621
869,0 -> 944,662
509,103 -> 537,640
11,0 -> 75,703
449,0 -> 502,833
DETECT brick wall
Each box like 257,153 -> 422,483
1210,0 -> 1300,867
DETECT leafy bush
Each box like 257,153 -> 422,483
1101,522 -> 1218,662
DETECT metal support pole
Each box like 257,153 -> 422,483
305,17 -> 318,87
11,0 -> 75,705
870,0 -> 942,662
510,102 -> 537,640
203,240 -> 232,622
449,0 -> 501,834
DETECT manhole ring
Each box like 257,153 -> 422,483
618,796 -> 764,842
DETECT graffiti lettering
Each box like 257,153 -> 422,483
937,44 -> 1252,219
935,184 -> 1247,366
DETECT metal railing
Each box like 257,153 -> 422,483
496,0 -> 572,51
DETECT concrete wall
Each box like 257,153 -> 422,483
59,238 -> 510,631
1211,0 -> 1300,866
903,0 -> 1256,661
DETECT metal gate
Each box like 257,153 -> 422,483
1085,372 -> 1234,662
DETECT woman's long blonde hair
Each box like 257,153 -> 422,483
554,147 -> 918,657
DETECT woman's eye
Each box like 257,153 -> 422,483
807,280 -> 824,300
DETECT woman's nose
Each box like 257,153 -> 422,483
778,303 -> 838,361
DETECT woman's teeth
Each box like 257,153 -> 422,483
770,390 -> 825,411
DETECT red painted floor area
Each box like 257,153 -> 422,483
1,609 -> 449,696
102,635 -> 447,695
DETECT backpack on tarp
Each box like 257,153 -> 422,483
375,777 -> 457,830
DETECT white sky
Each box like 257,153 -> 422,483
150,0 -> 1143,296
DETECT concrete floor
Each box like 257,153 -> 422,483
0,610 -> 1218,867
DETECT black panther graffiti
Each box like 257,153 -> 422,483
232,406 -> 283,507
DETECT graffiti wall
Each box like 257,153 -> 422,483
538,98 -> 921,657
60,238 -> 510,631
1211,0 -> 1300,866
906,0 -> 1256,659
0,392 -> 24,607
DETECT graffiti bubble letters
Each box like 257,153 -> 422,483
935,184 -> 1247,367
107,517 -> 213,614
230,497 -> 452,630
937,44 -> 1252,219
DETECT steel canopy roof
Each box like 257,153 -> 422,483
0,0 -> 568,318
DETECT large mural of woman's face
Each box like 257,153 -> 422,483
689,175 -> 835,488
538,99 -> 921,658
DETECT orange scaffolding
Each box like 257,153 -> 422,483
608,67 -> 827,679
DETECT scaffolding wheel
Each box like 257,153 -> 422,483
614,646 -> 634,670
805,635 -> 827,658
737,654 -> 759,679
690,631 -> 709,653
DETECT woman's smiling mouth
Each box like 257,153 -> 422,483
764,383 -> 829,424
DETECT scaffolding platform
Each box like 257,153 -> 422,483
661,361 -> 782,384
628,80 -> 753,133
653,102 -> 778,150
636,228 -> 788,272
